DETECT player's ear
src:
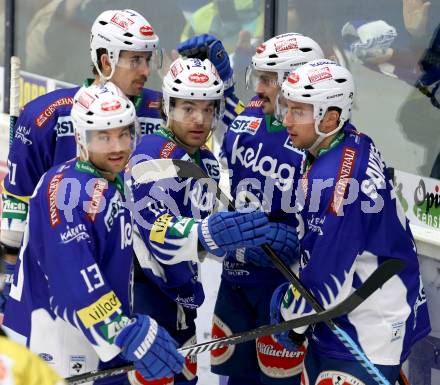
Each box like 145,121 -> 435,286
100,53 -> 112,74
321,109 -> 340,133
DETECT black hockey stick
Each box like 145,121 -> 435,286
132,158 -> 406,385
66,259 -> 401,384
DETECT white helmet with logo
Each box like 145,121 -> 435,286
162,57 -> 224,127
72,82 -> 138,159
247,33 -> 324,88
280,59 -> 354,149
90,9 -> 160,80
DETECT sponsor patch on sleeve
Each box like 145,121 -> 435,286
150,213 -> 174,244
77,291 -> 122,328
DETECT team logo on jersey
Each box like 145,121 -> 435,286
35,97 -> 73,128
55,116 -> 75,138
274,37 -> 298,53
60,223 -> 90,244
330,147 -> 357,215
307,214 -> 325,235
256,335 -> 305,378
230,116 -> 262,135
308,66 -> 333,84
315,370 -> 365,385
110,12 -> 134,30
211,315 -> 235,365
188,73 -> 209,83
48,173 -> 64,227
69,355 -> 86,376
15,125 -> 32,145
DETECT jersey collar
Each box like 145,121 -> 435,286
75,160 -> 124,194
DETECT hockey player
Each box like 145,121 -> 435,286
3,83 -> 184,383
177,33 -> 324,384
129,57 -> 272,385
270,60 -> 431,384
0,9 -> 163,315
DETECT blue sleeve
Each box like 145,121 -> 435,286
130,176 -> 205,308
30,176 -> 129,360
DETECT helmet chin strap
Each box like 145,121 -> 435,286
306,115 -> 344,153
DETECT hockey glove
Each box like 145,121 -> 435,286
270,283 -> 306,352
177,34 -> 234,95
115,314 -> 184,380
241,223 -> 300,268
198,211 -> 269,257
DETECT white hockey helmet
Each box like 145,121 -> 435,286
162,57 -> 224,128
90,9 -> 161,80
72,82 -> 138,159
246,33 -> 324,89
279,59 -> 354,149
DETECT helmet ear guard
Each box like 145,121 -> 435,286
90,9 -> 161,80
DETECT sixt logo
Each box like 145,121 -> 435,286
230,116 -> 262,135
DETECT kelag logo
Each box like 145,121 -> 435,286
413,179 -> 440,228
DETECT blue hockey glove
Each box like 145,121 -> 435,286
270,283 -> 305,352
242,223 -> 300,267
115,314 -> 184,380
198,211 -> 269,257
177,34 -> 234,95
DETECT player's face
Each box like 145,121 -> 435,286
112,51 -> 152,97
254,71 -> 279,115
170,99 -> 216,153
88,126 -> 133,178
282,100 -> 317,149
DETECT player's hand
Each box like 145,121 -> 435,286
241,222 -> 300,267
198,210 -> 269,257
115,314 -> 184,380
177,34 -> 234,95
269,283 -> 305,351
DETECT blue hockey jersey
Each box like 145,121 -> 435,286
3,159 -> 134,379
221,96 -> 305,285
1,85 -> 162,243
130,127 -> 221,309
280,122 -> 431,365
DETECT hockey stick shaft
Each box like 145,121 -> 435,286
65,259 -> 400,384
9,56 -> 20,147
132,159 -> 405,385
